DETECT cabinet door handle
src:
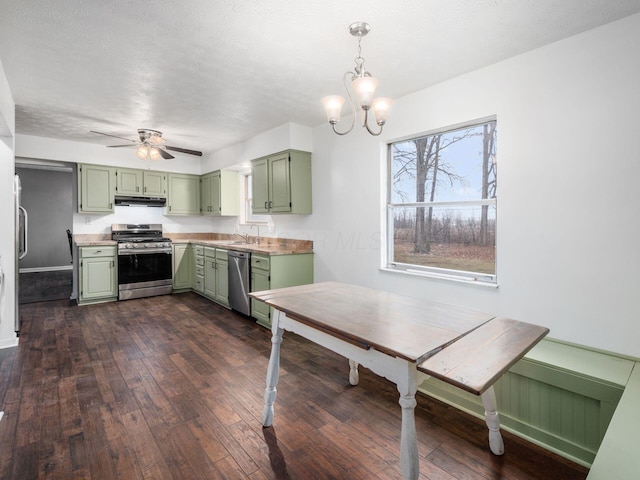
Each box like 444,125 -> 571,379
269,201 -> 272,208
137,186 -> 139,192
264,201 -> 268,209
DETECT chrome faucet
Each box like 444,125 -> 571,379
251,224 -> 261,244
234,233 -> 249,244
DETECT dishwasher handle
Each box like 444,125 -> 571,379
228,250 -> 250,259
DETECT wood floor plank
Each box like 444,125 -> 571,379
0,294 -> 589,479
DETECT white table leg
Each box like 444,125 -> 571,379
481,386 -> 504,455
262,311 -> 284,427
397,361 -> 419,480
349,359 -> 359,385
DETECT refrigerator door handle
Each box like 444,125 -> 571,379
18,206 -> 28,260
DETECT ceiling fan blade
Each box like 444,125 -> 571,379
157,148 -> 174,160
90,130 -> 137,143
106,144 -> 137,148
165,145 -> 203,156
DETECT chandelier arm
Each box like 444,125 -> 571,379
330,72 -> 358,135
363,109 -> 384,136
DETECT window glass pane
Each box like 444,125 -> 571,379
391,123 -> 496,203
391,204 -> 496,275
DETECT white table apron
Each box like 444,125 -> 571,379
261,309 -> 505,480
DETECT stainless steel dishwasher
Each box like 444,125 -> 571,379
228,250 -> 251,315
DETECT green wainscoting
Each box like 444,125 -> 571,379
417,338 -> 636,467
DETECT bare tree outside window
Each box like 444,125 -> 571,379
388,119 -> 497,282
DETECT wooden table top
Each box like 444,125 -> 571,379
250,282 -> 498,363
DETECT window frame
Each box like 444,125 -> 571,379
384,117 -> 498,286
238,171 -> 271,226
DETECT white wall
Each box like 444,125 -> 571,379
0,58 -> 17,348
304,14 -> 640,357
201,122 -> 313,171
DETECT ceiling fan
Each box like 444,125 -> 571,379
90,129 -> 203,160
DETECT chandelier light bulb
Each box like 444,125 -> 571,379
372,97 -> 392,125
352,76 -> 378,109
321,95 -> 346,124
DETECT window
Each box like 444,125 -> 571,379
240,172 -> 270,225
386,118 -> 497,283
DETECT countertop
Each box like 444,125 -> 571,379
73,233 -> 313,256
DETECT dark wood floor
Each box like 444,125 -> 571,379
19,270 -> 72,304
0,293 -> 588,479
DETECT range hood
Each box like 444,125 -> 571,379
114,195 -> 166,207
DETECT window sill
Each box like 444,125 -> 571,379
380,267 -> 499,289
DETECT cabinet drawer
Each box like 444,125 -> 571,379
251,254 -> 270,270
194,275 -> 204,293
195,265 -> 204,277
215,249 -> 228,261
204,247 -> 215,258
194,245 -> 204,256
80,246 -> 116,258
195,255 -> 205,267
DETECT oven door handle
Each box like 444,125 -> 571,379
118,249 -> 172,255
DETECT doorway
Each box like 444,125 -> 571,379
16,162 -> 74,304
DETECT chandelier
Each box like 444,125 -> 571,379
321,22 -> 391,136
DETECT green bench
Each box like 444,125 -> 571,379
418,337 -> 636,466
586,362 -> 640,479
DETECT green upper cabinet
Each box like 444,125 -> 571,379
78,163 -> 116,213
116,168 -> 167,197
142,171 -> 167,196
115,168 -> 143,195
251,150 -> 312,214
201,170 -> 239,216
166,173 -> 200,215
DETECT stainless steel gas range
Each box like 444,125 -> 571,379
111,224 -> 173,300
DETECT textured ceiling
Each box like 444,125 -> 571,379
1,0 -> 640,156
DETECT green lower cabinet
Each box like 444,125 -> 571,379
250,253 -> 314,328
214,249 -> 229,307
172,243 -> 193,290
193,245 -> 204,293
79,246 -> 117,304
250,261 -> 271,326
203,247 -> 230,308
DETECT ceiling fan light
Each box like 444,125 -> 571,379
136,146 -> 148,159
372,97 -> 392,125
149,148 -> 161,160
321,95 -> 346,124
352,76 -> 378,109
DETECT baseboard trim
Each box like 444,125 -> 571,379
0,336 -> 19,349
19,265 -> 73,273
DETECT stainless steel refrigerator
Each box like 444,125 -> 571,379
14,174 -> 27,335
